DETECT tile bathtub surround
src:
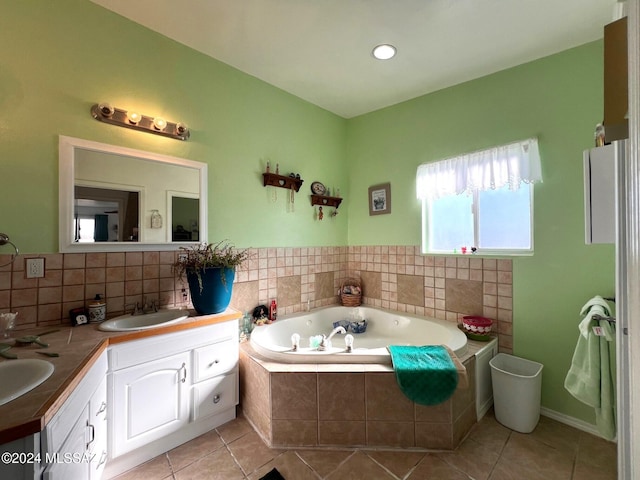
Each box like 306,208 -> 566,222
238,344 -> 477,450
347,246 -> 513,354
112,410 -> 617,480
0,246 -> 512,354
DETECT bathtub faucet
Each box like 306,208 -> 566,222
318,326 -> 346,351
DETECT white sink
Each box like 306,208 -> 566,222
98,309 -> 190,332
0,359 -> 55,407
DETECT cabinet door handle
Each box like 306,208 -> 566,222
86,423 -> 95,447
96,401 -> 107,415
180,362 -> 187,383
209,359 -> 220,367
213,394 -> 221,404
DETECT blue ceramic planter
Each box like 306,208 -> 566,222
186,267 -> 235,315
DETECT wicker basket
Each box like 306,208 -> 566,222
340,278 -> 362,307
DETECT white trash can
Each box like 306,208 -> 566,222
490,353 -> 544,433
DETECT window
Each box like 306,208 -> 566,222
417,138 -> 541,254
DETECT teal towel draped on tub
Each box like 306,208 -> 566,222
387,345 -> 459,405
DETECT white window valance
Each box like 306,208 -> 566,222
416,138 -> 542,200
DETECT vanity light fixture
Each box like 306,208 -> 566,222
372,44 -> 397,60
90,103 -> 190,141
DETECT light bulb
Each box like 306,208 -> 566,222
127,111 -> 142,124
372,44 -> 396,60
345,334 -> 354,352
153,117 -> 167,131
98,102 -> 115,118
175,122 -> 188,135
291,333 -> 300,351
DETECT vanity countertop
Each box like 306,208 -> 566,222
0,309 -> 242,445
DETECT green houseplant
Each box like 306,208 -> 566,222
174,241 -> 250,315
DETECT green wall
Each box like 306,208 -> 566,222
346,41 -> 615,423
0,2 -> 614,423
0,0 -> 348,252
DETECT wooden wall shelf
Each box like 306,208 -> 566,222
310,194 -> 343,209
263,173 -> 303,192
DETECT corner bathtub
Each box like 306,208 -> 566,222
249,306 -> 467,363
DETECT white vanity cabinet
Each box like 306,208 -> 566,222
105,319 -> 239,478
42,351 -> 108,480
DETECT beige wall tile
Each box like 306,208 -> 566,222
361,271 -> 381,299
315,271 -> 335,301
277,275 -> 301,308
367,421 -> 415,447
125,252 -> 143,266
415,399 -> 452,423
63,253 -> 85,269
365,373 -> 414,421
318,373 -> 365,421
445,278 -> 483,315
397,274 -> 425,307
106,267 -> 125,282
63,269 -> 85,286
125,266 -> 143,281
86,268 -> 106,284
143,265 -> 159,279
106,252 -> 125,267
38,303 -> 62,323
415,422 -> 453,449
86,253 -> 106,268
38,286 -> 62,305
42,254 -> 63,270
11,288 -> 37,307
0,272 -> 11,290
271,372 -> 317,420
272,419 -> 318,446
39,270 -> 62,288
12,271 -> 37,289
231,280 -> 259,314
319,420 -> 366,446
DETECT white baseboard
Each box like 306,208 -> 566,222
540,407 -> 616,442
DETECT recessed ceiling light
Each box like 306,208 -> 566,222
372,44 -> 396,60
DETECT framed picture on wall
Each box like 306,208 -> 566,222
368,182 -> 391,215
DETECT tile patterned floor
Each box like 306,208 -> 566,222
111,410 -> 617,480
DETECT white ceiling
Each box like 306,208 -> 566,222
91,0 -> 618,118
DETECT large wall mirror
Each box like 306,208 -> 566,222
59,135 -> 207,252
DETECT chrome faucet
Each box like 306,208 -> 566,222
318,326 -> 346,351
143,298 -> 158,314
125,302 -> 143,316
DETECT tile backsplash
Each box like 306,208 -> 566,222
0,245 -> 512,352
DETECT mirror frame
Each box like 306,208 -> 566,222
59,135 -> 208,253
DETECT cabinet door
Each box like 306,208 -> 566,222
88,377 -> 108,480
110,351 -> 190,458
42,405 -> 91,480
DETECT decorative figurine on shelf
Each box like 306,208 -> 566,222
252,304 -> 269,326
318,206 -> 323,220
276,163 -> 279,175
266,160 -> 271,173
151,209 -> 162,229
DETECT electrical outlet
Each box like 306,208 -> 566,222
26,258 -> 45,278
